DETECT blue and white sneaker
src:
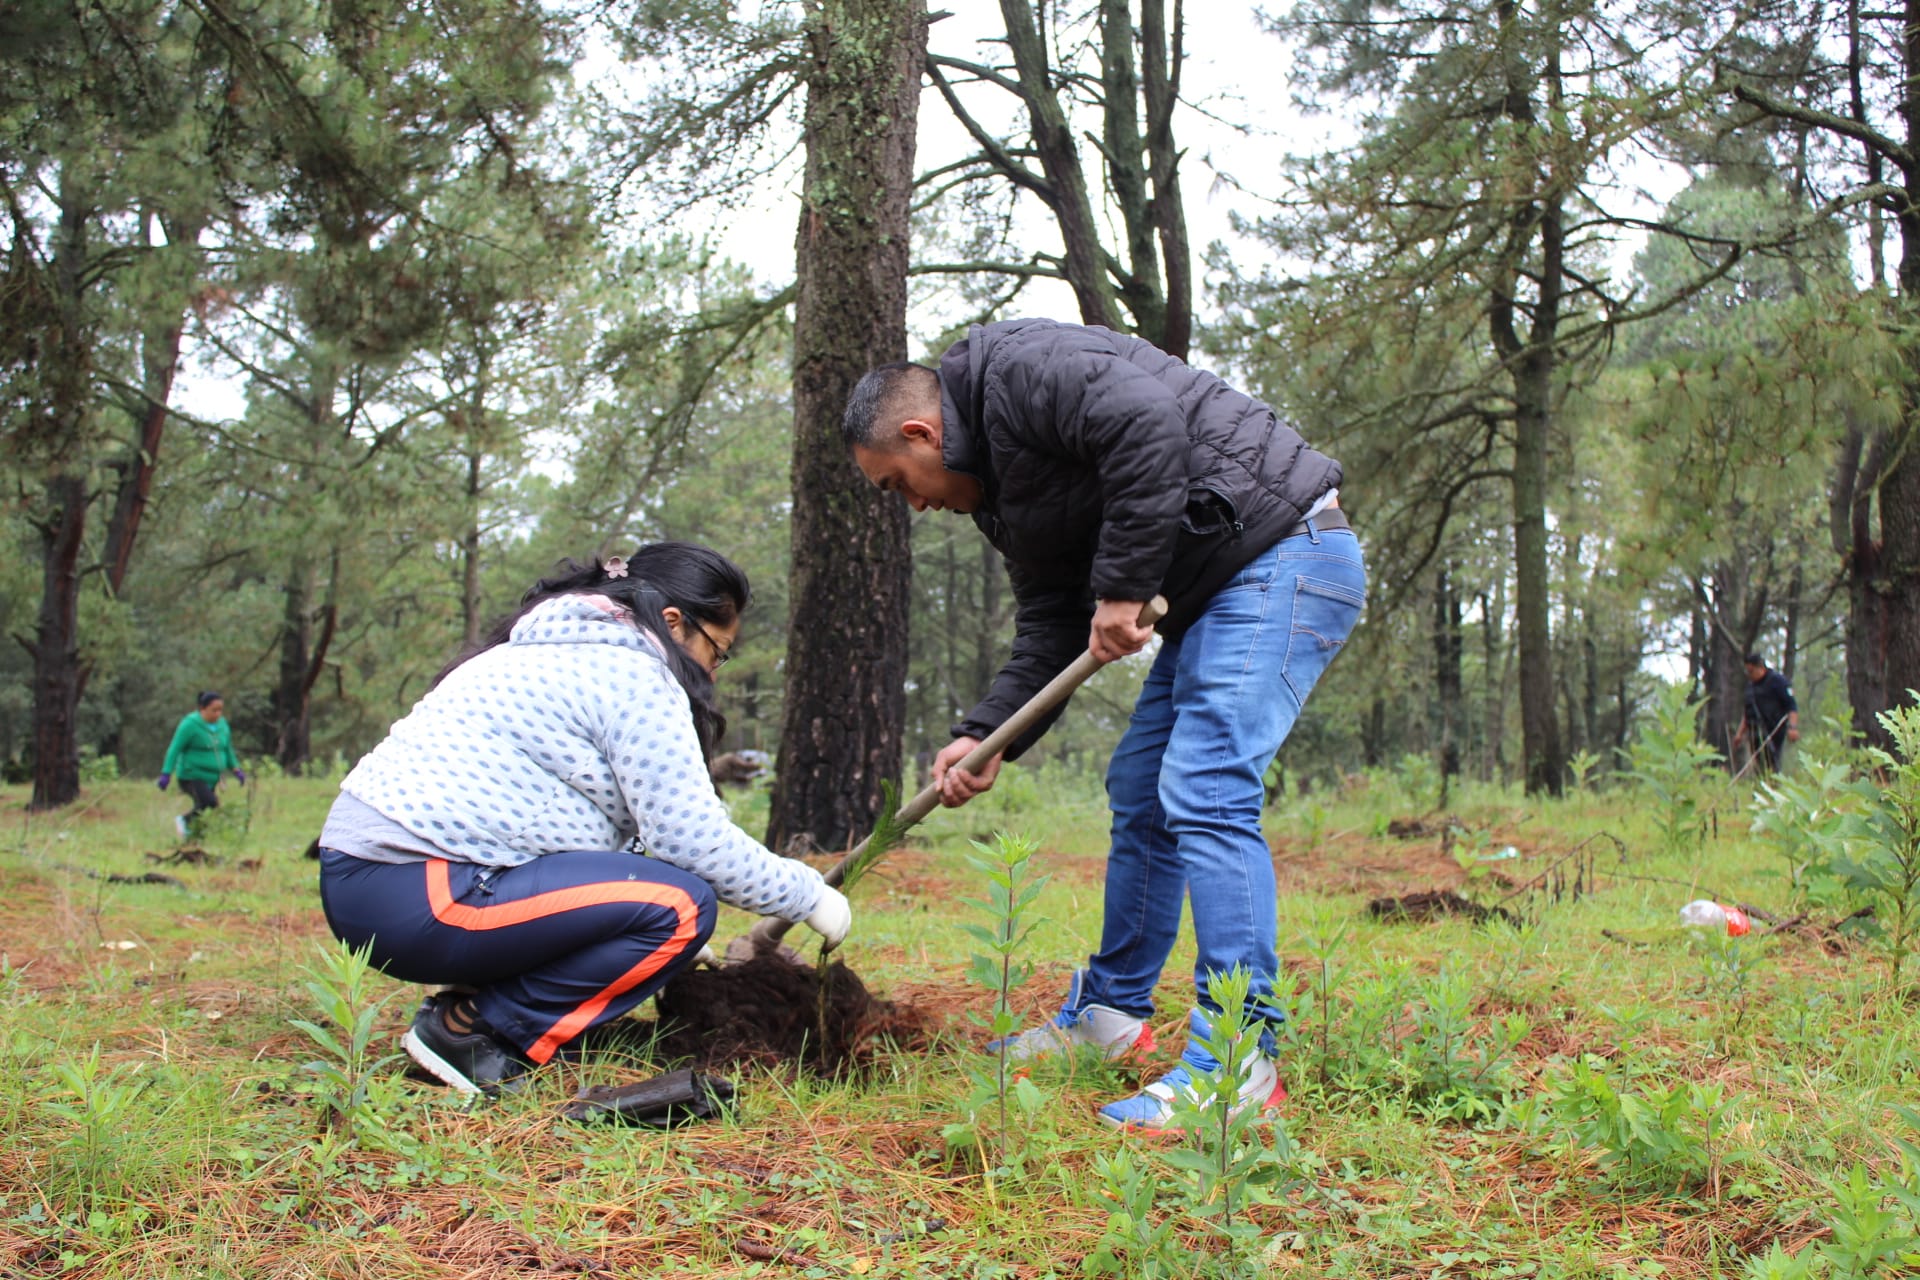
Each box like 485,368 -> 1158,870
1097,1055 -> 1285,1132
984,969 -> 1157,1063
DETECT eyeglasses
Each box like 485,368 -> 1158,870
686,617 -> 734,670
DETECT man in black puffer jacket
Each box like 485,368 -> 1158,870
845,318 -> 1366,1130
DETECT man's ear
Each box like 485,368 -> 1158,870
900,416 -> 940,448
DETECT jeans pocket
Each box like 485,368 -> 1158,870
1281,575 -> 1366,703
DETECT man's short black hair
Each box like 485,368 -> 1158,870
1744,652 -> 1764,666
842,362 -> 939,449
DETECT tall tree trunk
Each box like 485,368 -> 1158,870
1433,566 -> 1463,779
274,556 -> 316,772
462,445 -> 485,650
27,181 -> 94,810
1479,582 -> 1506,782
1490,2 -> 1564,795
30,473 -> 89,810
1139,0 -> 1191,358
765,0 -> 926,854
997,0 -> 1125,335
1887,0 -> 1920,726
1831,416 -> 1891,746
1509,363 -> 1562,794
1782,560 -> 1803,684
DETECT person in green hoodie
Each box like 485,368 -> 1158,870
157,692 -> 245,840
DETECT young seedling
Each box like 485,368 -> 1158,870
944,831 -> 1049,1178
1164,966 -> 1305,1267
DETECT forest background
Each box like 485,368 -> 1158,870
4,0 -> 1915,849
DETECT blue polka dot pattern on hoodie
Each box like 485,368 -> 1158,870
339,594 -> 825,922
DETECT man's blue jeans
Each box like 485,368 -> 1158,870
1077,523 -> 1366,1062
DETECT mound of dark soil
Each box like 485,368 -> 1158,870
1367,889 -> 1518,926
651,955 -> 930,1075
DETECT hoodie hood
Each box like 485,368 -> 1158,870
508,594 -> 670,660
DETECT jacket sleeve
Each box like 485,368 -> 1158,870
220,724 -> 240,772
996,327 -> 1189,601
953,562 -> 1093,762
596,655 -> 826,921
161,717 -> 192,776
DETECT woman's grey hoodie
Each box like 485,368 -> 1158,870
337,594 -> 824,922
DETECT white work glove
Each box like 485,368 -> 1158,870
803,884 -> 852,951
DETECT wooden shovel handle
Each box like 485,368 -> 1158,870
748,595 -> 1168,951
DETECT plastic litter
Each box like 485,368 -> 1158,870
1679,899 -> 1751,937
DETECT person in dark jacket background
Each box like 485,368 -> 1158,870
844,318 -> 1367,1130
157,691 -> 245,841
1735,652 -> 1799,773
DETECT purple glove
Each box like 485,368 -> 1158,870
233,769 -> 247,783
156,773 -> 171,790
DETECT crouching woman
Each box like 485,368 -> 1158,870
315,542 -> 849,1094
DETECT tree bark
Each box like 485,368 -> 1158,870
1885,0 -> 1920,724
27,180 -> 95,810
274,556 -> 316,772
1490,0 -> 1564,795
1832,415 -> 1891,746
1432,566 -> 1463,779
1139,0 -> 1191,358
765,0 -> 926,854
30,473 -> 89,810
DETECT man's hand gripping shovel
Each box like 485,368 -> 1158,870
721,596 -> 1168,966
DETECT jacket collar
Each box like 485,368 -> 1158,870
937,328 -> 997,511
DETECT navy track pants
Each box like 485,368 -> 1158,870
318,849 -> 717,1065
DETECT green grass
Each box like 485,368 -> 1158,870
1,767 -> 1917,1278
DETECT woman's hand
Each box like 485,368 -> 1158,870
804,885 -> 851,950
156,773 -> 171,791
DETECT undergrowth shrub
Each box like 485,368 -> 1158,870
1741,1107 -> 1920,1278
1753,705 -> 1920,985
1543,1055 -> 1729,1192
1624,683 -> 1723,859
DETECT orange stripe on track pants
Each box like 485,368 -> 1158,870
423,858 -> 705,1064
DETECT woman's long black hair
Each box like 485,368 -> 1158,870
437,541 -> 750,759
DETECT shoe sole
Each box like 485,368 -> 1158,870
402,1027 -> 484,1095
997,1021 -> 1158,1065
1096,1076 -> 1288,1134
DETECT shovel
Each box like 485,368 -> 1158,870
733,595 -> 1168,961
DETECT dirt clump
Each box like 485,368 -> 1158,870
1366,890 -> 1518,927
652,955 -> 931,1075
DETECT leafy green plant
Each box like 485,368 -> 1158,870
1830,706 -> 1920,986
1547,1055 -> 1727,1191
942,831 -> 1050,1176
1624,682 -> 1723,858
1741,1108 -> 1920,1278
1296,905 -> 1351,1090
1566,747 -> 1603,791
1402,963 -> 1528,1123
1395,751 -> 1441,811
1690,928 -> 1763,1047
1162,966 -> 1308,1271
44,1044 -> 150,1220
288,940 -> 406,1146
1082,1147 -> 1185,1279
1752,737 -> 1864,907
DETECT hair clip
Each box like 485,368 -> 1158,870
603,556 -> 629,579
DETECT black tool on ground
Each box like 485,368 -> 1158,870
559,1068 -> 736,1127
735,594 -> 1169,960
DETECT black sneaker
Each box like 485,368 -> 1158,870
402,1000 -> 529,1096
